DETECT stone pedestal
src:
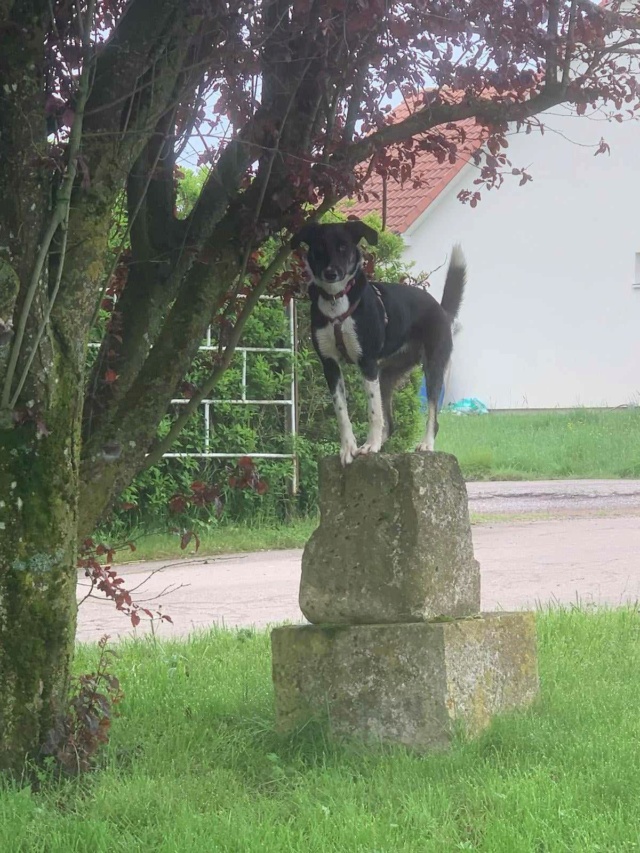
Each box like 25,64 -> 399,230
272,613 -> 538,750
300,454 -> 480,624
271,452 -> 539,751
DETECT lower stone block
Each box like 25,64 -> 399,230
271,612 -> 538,751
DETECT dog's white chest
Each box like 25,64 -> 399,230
315,317 -> 362,364
314,294 -> 362,364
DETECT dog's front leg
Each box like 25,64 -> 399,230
357,361 -> 384,457
322,357 -> 358,466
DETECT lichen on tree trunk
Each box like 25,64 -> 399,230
0,374 -> 81,774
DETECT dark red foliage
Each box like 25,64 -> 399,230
180,530 -> 201,551
168,478 -> 225,520
77,537 -> 176,629
168,494 -> 189,514
43,2 -> 640,236
179,380 -> 198,399
227,456 -> 269,494
36,1 -> 639,339
42,635 -> 124,776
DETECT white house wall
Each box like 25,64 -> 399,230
402,106 -> 640,409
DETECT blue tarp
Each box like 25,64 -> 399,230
419,380 -> 489,415
444,397 -> 489,415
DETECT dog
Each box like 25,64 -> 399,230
291,219 -> 467,465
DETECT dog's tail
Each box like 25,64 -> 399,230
440,244 -> 467,321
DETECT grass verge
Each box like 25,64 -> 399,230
2,608 -> 640,851
114,509 -> 639,564
437,407 -> 640,480
116,518 -> 318,562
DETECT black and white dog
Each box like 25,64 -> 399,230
292,219 -> 467,465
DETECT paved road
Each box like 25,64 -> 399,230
76,480 -> 640,643
467,479 -> 640,517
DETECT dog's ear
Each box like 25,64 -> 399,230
344,219 -> 379,246
291,222 -> 321,250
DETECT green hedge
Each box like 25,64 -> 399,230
105,213 -> 424,534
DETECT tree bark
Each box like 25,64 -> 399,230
0,365 -> 81,774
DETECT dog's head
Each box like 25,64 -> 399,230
291,219 -> 378,294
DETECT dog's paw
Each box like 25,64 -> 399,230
357,439 -> 382,457
340,438 -> 359,466
415,440 -> 435,452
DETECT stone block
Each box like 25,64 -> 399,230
300,453 -> 480,624
271,612 -> 538,751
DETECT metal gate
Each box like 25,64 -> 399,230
163,297 -> 299,493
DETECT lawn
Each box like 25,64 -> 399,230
437,407 -> 640,481
3,608 -> 640,852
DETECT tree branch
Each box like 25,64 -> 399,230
182,106 -> 274,246
343,63 -> 368,145
562,0 -> 579,87
82,123 -> 172,439
333,84 -> 599,171
84,0 -> 193,135
546,0 -> 560,87
143,183 -> 334,470
577,0 -> 640,30
2,0 -> 97,411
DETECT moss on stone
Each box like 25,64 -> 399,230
300,452 -> 481,624
271,614 -> 539,751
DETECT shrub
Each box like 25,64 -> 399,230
105,209 -> 425,532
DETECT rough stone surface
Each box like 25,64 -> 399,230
271,612 -> 539,750
300,453 -> 480,624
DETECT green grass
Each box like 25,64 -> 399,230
116,518 -> 318,562
437,407 -> 640,481
3,608 -> 640,851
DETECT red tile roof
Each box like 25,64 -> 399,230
347,96 -> 486,234
349,2 -> 613,233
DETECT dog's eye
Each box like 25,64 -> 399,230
337,244 -> 347,253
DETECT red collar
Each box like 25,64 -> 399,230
318,275 -> 357,304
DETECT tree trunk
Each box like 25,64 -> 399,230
0,1 -> 232,774
0,366 -> 81,774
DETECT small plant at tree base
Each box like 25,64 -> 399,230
41,636 -> 123,777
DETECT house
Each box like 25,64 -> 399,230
350,97 -> 640,409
